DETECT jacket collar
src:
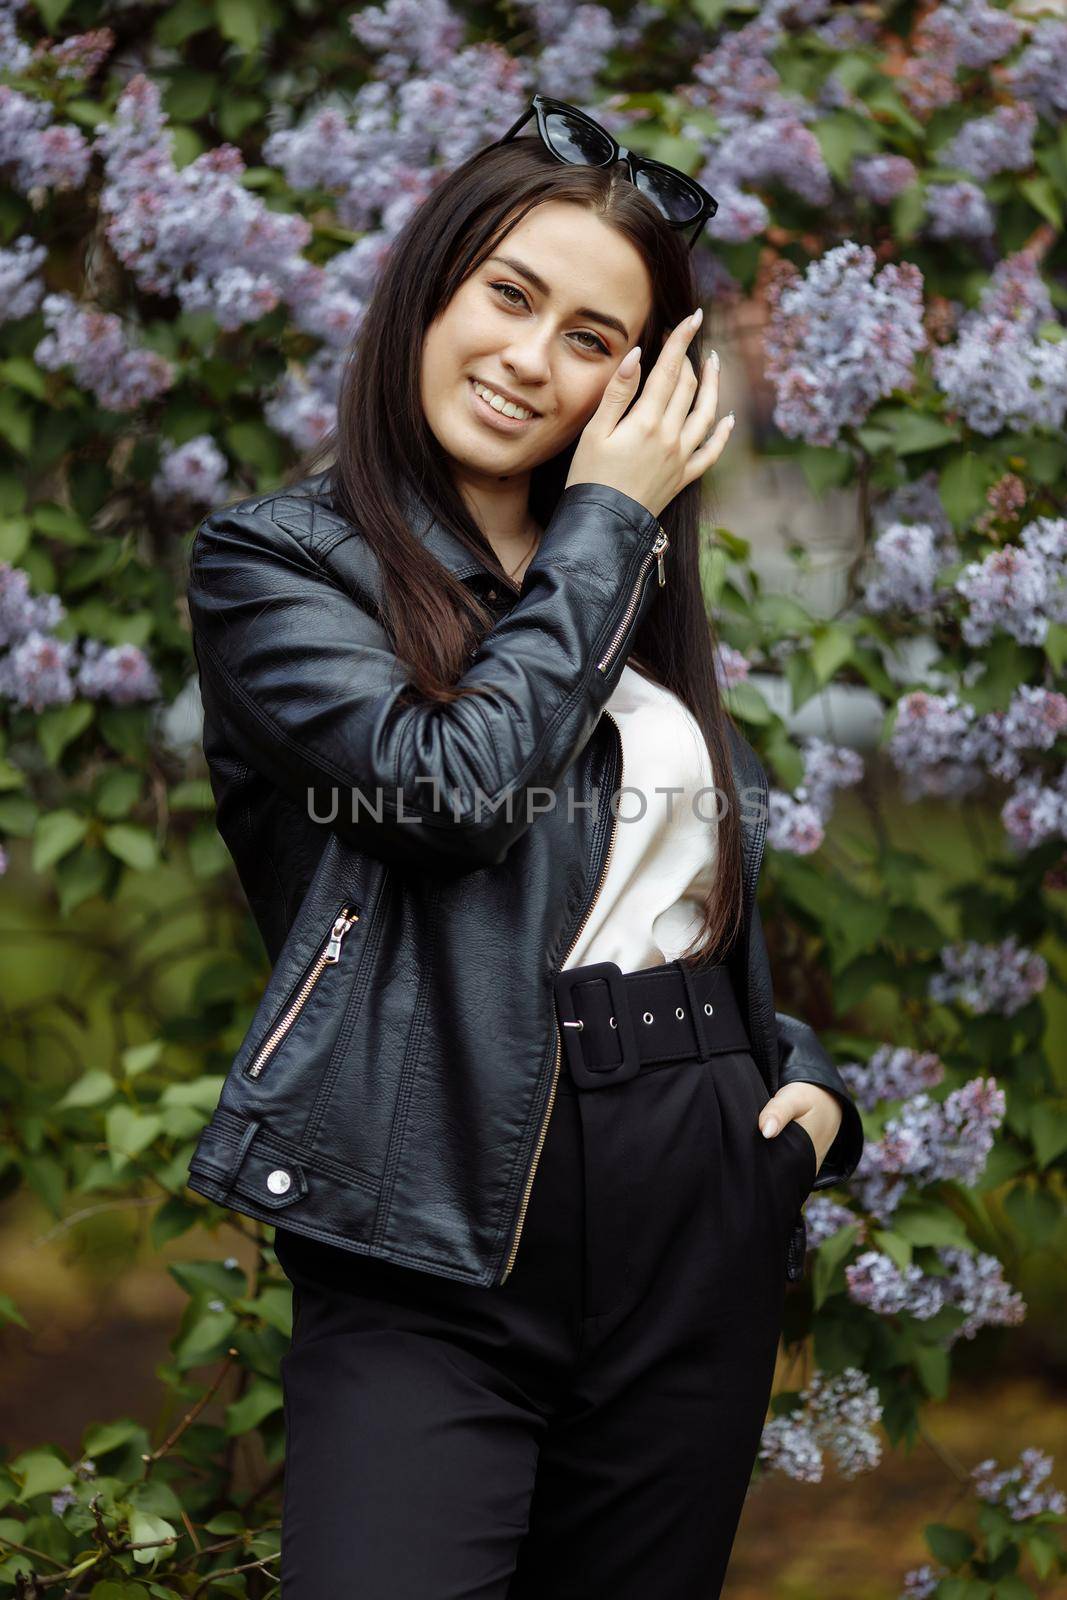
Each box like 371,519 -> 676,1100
304,467 -> 499,586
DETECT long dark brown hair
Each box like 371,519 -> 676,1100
289,135 -> 743,963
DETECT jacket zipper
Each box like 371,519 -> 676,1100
245,905 -> 361,1080
595,526 -> 669,675
501,709 -> 624,1282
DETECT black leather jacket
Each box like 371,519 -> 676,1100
184,469 -> 864,1285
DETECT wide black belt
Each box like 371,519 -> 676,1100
552,959 -> 751,1090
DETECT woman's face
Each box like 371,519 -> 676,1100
419,200 -> 655,484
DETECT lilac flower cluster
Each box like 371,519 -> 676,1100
928,937 -> 1047,1017
511,0 -> 621,103
46,27 -> 115,81
861,521 -> 959,616
955,514 -> 1067,646
763,242 -> 927,447
0,234 -> 46,325
151,436 -> 232,509
713,643 -> 750,690
94,77 -> 316,335
0,83 -> 91,200
845,1245 -> 1026,1346
902,0 -> 1023,117
839,1044 -> 945,1113
873,471 -> 956,545
888,686 -> 1067,808
847,1075 -> 1005,1221
899,1564 -> 946,1600
0,0 -> 31,74
922,180 -> 995,242
34,293 -> 174,413
802,1193 -> 867,1250
682,9 -> 832,245
932,251 -> 1067,437
939,101 -> 1037,183
767,736 -> 864,856
49,1456 -> 97,1516
851,154 -> 918,207
1002,18 -> 1067,123
0,563 -> 159,713
1001,765 -> 1067,853
972,1447 -> 1067,1521
759,1366 -> 883,1484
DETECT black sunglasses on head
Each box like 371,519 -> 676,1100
489,94 -> 718,253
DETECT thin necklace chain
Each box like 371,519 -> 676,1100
505,521 -> 541,581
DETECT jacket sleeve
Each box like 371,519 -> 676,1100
777,1012 -> 865,1189
187,481 -> 666,873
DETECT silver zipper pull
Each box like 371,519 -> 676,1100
653,527 -> 669,587
325,909 -> 359,963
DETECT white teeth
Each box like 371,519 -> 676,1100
472,380 -> 534,420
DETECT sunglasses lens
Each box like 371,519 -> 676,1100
544,109 -> 615,167
634,163 -> 704,224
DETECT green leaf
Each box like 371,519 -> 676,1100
913,1340 -> 951,1399
796,444 -> 854,495
1031,1104 -> 1067,1168
122,1041 -> 164,1078
32,503 -> 91,544
810,624 -> 853,685
55,845 -> 111,916
93,768 -> 143,820
102,822 -> 159,871
225,1378 -> 283,1434
56,1071 -> 115,1110
128,1510 -> 178,1565
33,0 -> 75,26
925,1523 -> 977,1568
224,418 -> 285,477
812,1219 -> 861,1309
1044,623 -> 1067,674
0,390 -> 32,455
82,1418 -> 143,1457
150,1195 -> 202,1249
37,702 -> 94,765
32,809 -> 89,871
1019,174 -> 1063,229
0,515 -> 31,563
11,1448 -> 73,1501
870,1227 -> 912,1270
0,1292 -> 28,1329
106,1106 -> 163,1166
892,1204 -> 973,1250
722,680 -> 773,725
1002,1183 -> 1060,1248
939,451 -> 995,532
992,1579 -> 1037,1600
216,0 -> 265,51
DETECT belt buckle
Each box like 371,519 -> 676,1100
553,961 -> 641,1089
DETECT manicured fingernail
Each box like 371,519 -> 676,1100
690,307 -> 703,327
762,1117 -> 778,1137
709,349 -> 719,372
727,410 -> 736,426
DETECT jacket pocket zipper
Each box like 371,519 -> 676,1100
245,906 -> 361,1080
595,526 -> 669,675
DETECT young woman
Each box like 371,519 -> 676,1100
185,96 -> 864,1598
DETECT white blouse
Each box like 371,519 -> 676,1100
561,661 -> 719,974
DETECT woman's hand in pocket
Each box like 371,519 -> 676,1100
757,1084 -> 843,1176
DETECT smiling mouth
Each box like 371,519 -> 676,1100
469,377 -> 541,421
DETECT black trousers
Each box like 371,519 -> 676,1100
274,963 -> 817,1599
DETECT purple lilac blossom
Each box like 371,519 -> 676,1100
922,180 -> 996,241
75,640 -> 159,704
900,1564 -> 948,1600
873,471 -> 955,544
0,0 -> 32,74
48,28 -> 115,79
846,1245 -> 1025,1345
152,436 -> 232,507
852,155 -> 918,206
802,1194 -> 866,1250
972,1448 -> 1067,1520
714,643 -> 750,690
861,522 -> 957,615
928,937 -> 1047,1016
0,235 -> 46,324
34,293 -> 175,412
1003,18 -> 1067,123
932,252 -> 1067,436
930,0 -> 1022,71
838,1044 -> 945,1113
767,736 -> 864,856
939,101 -> 1036,182
1001,767 -> 1067,851
759,1367 -> 883,1484
888,692 -> 985,801
0,83 -> 91,198
0,563 -> 64,646
0,629 -> 77,712
763,242 -> 927,447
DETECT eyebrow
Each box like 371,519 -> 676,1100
485,255 -> 630,342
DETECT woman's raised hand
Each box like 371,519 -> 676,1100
565,307 -> 735,521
